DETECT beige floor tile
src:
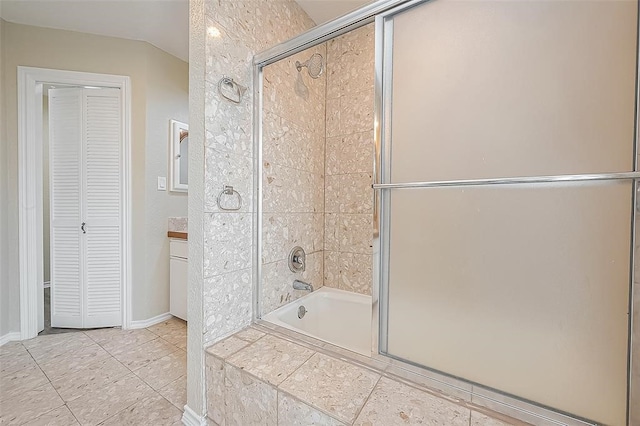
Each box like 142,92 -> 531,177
158,375 -> 187,411
51,356 -> 130,402
83,327 -> 125,344
227,334 -> 314,386
0,349 -> 37,378
22,331 -> 86,351
0,362 -> 49,401
155,327 -> 187,349
27,333 -> 95,364
23,405 -> 80,426
0,383 -> 64,425
278,392 -> 347,425
205,336 -> 249,360
147,318 -> 186,334
0,342 -> 27,357
100,394 -> 183,426
134,350 -> 186,391
224,363 -> 277,426
280,353 -> 380,424
112,337 -> 181,371
96,329 -> 158,356
354,377 -> 470,426
38,343 -> 110,381
66,374 -> 155,426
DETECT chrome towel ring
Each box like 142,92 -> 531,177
217,76 -> 246,104
216,185 -> 242,211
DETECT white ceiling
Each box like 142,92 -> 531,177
0,0 -> 371,62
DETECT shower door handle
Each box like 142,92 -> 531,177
81,222 -> 86,234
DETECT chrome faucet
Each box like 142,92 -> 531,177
293,280 -> 313,292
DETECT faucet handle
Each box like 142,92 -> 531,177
288,246 -> 306,272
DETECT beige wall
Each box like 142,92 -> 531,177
0,18 -> 10,337
0,20 -> 188,335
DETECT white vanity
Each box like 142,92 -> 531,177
168,217 -> 187,321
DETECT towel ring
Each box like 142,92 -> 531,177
216,185 -> 242,211
218,76 -> 246,104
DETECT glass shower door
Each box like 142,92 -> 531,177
377,0 -> 638,424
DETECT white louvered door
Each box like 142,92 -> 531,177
49,89 -> 83,328
49,88 -> 123,328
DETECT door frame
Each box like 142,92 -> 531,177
17,66 -> 132,339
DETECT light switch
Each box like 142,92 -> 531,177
157,176 -> 167,191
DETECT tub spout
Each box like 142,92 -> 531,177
293,280 -> 314,292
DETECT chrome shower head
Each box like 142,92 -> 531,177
295,53 -> 324,79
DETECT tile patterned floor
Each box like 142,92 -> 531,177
0,318 -> 187,426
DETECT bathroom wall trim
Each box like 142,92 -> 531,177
17,66 -> 133,339
129,312 -> 173,329
0,332 -> 22,347
181,404 -> 207,426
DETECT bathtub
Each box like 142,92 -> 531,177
262,287 -> 372,356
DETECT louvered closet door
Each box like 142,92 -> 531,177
83,89 -> 122,328
49,88 -> 123,328
49,89 -> 83,328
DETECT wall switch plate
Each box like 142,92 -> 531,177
157,176 -> 167,191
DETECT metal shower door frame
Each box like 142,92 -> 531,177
374,1 -> 640,425
251,0 -> 640,424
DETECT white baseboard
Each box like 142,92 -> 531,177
0,332 -> 22,347
129,312 -> 173,329
43,281 -> 50,289
181,405 -> 207,426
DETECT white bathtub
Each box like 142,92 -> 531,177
262,287 -> 372,356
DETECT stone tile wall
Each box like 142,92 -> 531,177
261,45 -> 327,315
323,24 -> 376,295
205,326 -> 524,426
201,0 -> 316,344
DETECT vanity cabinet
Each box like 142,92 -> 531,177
169,239 -> 188,321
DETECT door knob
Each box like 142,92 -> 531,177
81,222 -> 86,234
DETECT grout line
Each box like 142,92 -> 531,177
95,388 -> 158,426
273,348 -> 316,387
157,375 -> 187,411
67,404 -> 83,426
350,375 -> 381,424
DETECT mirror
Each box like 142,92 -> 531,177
170,119 -> 188,192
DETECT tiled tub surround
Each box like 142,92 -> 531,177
324,23 -> 375,296
205,326 -> 527,426
201,0 -> 316,345
261,44 -> 327,315
260,23 -> 376,317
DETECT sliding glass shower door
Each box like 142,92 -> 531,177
377,1 -> 638,424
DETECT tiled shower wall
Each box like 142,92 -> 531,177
201,0 -> 315,344
259,23 -> 376,314
324,24 -> 376,295
261,46 -> 327,314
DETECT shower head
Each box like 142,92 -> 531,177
295,53 -> 324,79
